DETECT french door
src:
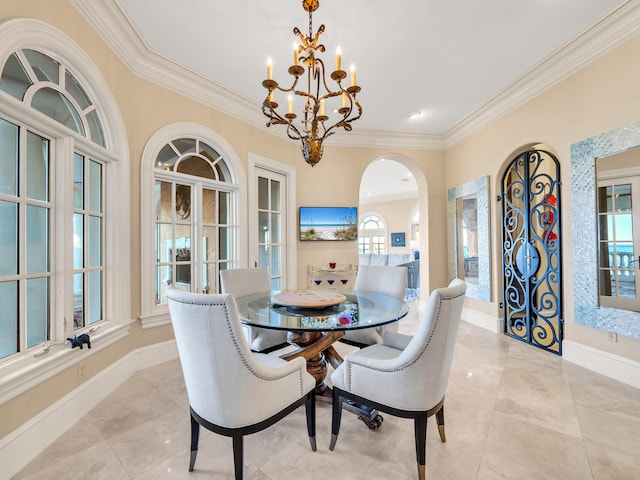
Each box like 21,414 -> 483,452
254,168 -> 286,291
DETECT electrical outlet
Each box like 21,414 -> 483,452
77,363 -> 85,380
608,331 -> 617,342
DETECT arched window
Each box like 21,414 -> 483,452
359,213 -> 386,254
140,124 -> 244,325
0,18 -> 130,396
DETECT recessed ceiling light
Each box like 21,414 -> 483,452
408,111 -> 422,120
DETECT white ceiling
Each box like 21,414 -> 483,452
71,0 -> 638,198
116,0 -> 622,136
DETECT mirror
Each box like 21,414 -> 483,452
596,147 -> 640,312
571,120 -> 640,339
456,195 -> 479,284
448,176 -> 490,301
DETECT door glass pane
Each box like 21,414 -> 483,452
74,273 -> 84,329
614,184 -> 632,211
270,179 -> 280,211
258,176 -> 268,210
26,205 -> 49,274
0,281 -> 18,358
175,225 -> 191,250
0,118 -> 18,196
26,277 -> 49,348
219,191 -> 229,224
74,154 -> 84,209
204,263 -> 216,294
26,131 -> 49,201
219,227 -> 230,260
89,270 -> 102,323
175,184 -> 191,221
258,245 -> 269,269
203,188 -> 216,224
73,213 -> 83,269
258,212 -> 269,243
617,269 -> 635,298
0,53 -> 32,100
203,226 -> 216,261
156,265 -> 171,303
157,224 -> 172,262
271,278 -> 281,292
0,201 -> 17,276
271,212 -> 281,243
614,214 -> 633,241
88,215 -> 101,268
271,246 -> 281,276
156,181 -> 172,221
88,160 -> 102,212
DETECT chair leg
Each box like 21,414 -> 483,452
435,404 -> 446,442
414,413 -> 427,480
329,388 -> 344,451
305,391 -> 317,451
189,413 -> 200,471
232,433 -> 243,480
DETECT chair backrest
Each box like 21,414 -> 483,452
220,268 -> 270,298
399,279 -> 466,409
166,288 -> 265,427
354,265 -> 408,300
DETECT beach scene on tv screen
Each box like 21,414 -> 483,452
300,207 -> 357,241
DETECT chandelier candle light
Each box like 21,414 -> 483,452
262,0 -> 362,166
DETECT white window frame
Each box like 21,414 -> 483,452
358,211 -> 387,254
0,19 -> 130,404
139,123 -> 246,328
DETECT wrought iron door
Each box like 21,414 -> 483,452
499,149 -> 563,354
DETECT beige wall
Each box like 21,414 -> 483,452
2,0 -> 640,444
445,34 -> 640,362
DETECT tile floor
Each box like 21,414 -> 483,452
12,302 -> 640,479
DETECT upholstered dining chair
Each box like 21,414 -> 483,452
220,267 -> 289,353
341,264 -> 408,347
329,279 -> 466,480
166,288 -> 317,480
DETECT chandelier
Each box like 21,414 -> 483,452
261,0 -> 362,167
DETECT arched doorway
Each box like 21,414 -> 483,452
499,147 -> 563,354
359,154 -> 428,297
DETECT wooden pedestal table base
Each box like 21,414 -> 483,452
281,330 -> 384,430
281,331 -> 344,399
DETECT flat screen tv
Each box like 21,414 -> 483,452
299,206 -> 358,241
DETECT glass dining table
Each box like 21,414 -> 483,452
235,289 -> 409,429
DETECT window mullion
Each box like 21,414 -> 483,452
56,137 -> 74,341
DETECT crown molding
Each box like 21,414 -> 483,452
70,0 -> 640,152
444,0 -> 640,148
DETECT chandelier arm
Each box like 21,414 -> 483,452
262,101 -> 302,139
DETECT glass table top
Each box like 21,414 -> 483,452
235,290 -> 409,332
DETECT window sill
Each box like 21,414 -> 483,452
0,322 -> 132,405
139,311 -> 171,330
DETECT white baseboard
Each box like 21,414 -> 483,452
563,340 -> 640,389
462,307 -> 499,333
0,340 -> 178,480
